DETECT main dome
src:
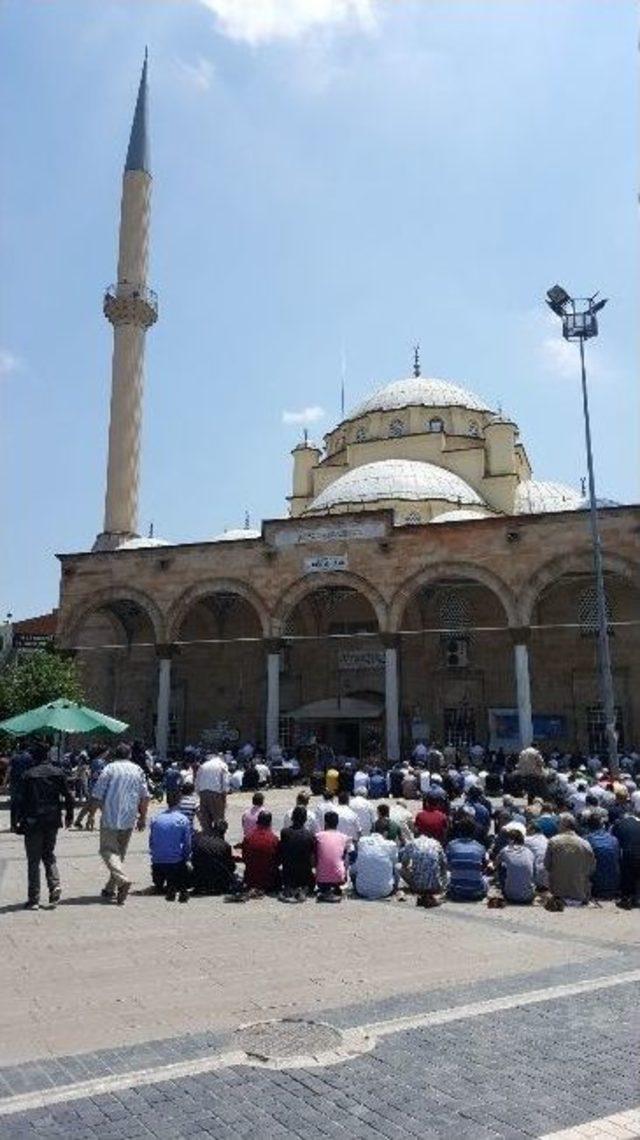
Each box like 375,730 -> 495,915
307,459 -> 484,512
347,376 -> 492,420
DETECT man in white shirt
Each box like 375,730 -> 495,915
389,799 -> 414,843
352,834 -> 398,899
349,789 -> 375,836
282,792 -> 318,834
335,792 -> 362,842
195,753 -> 230,832
255,759 -> 270,787
353,767 -> 370,795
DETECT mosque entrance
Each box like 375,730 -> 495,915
285,696 -> 383,759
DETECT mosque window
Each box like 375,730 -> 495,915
354,426 -> 368,443
578,586 -> 613,637
427,417 -> 444,433
404,511 -> 422,525
468,420 -> 480,437
440,591 -> 471,668
388,418 -> 406,438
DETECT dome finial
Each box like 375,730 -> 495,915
413,343 -> 421,378
244,509 -> 251,530
148,521 -> 154,538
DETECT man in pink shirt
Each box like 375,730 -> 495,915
315,810 -> 350,902
242,792 -> 265,838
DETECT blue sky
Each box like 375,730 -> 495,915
2,0 -> 637,620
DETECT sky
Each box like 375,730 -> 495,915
1,0 -> 638,621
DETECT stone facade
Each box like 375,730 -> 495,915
57,505 -> 640,757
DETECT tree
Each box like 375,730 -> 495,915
0,650 -> 84,722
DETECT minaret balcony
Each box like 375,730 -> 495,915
103,283 -> 158,328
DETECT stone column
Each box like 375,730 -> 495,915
382,634 -> 401,762
155,644 -> 174,759
511,628 -> 533,748
265,639 -> 283,752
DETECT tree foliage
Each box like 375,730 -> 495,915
0,650 -> 83,722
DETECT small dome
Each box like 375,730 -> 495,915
431,508 -> 494,524
347,376 -> 491,420
516,480 -> 582,515
211,528 -> 261,542
117,536 -> 170,550
576,495 -> 620,510
307,459 -> 484,512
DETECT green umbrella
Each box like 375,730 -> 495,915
0,698 -> 128,737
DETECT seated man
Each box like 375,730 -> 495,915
282,792 -> 317,833
351,833 -> 398,900
368,768 -> 388,800
414,794 -> 448,844
495,826 -> 535,904
373,802 -> 401,843
446,816 -> 489,901
315,810 -> 350,901
242,810 -> 280,894
349,788 -> 375,837
400,834 -> 447,906
149,791 -> 192,902
544,813 -> 596,905
177,779 -> 198,827
335,791 -> 362,843
584,814 -> 620,900
242,791 -> 265,837
192,820 -> 240,895
280,806 -> 315,901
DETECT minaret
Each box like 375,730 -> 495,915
94,52 -> 158,551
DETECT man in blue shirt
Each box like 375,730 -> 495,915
584,815 -> 620,900
446,815 -> 488,901
149,791 -> 192,902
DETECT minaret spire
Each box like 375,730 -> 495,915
94,54 -> 158,551
125,48 -> 150,174
413,343 -> 421,378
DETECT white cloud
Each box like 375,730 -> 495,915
199,0 -> 378,45
540,334 -> 579,381
282,405 -> 325,425
0,349 -> 21,379
175,56 -> 215,92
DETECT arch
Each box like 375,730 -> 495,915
59,585 -> 165,647
165,578 -> 270,641
518,549 -> 640,626
271,571 -> 388,637
389,561 -> 519,631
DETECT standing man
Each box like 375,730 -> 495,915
90,743 -> 149,905
18,743 -> 75,910
196,752 -> 230,831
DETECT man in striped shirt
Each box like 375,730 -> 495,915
446,814 -> 488,901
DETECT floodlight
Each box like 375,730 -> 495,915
546,284 -> 571,311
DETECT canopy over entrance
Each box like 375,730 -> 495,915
287,697 -> 383,721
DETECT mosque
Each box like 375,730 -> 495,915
56,59 -> 640,761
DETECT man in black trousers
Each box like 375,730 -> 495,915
17,743 -> 75,910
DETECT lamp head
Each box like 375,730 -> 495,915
546,284 -> 571,317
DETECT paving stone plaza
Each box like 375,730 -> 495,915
1,788 -> 639,1139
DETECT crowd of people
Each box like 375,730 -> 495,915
4,738 -> 640,913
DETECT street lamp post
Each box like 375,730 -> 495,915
545,286 -> 619,776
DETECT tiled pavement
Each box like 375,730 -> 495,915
2,791 -> 639,1138
1,957 -> 638,1139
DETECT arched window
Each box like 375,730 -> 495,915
388,418 -> 405,438
440,590 -> 471,668
354,426 -> 368,443
468,420 -> 480,438
440,591 -> 471,631
578,586 -> 613,636
427,417 -> 444,433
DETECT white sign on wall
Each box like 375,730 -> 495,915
273,520 -> 385,548
304,554 -> 349,573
